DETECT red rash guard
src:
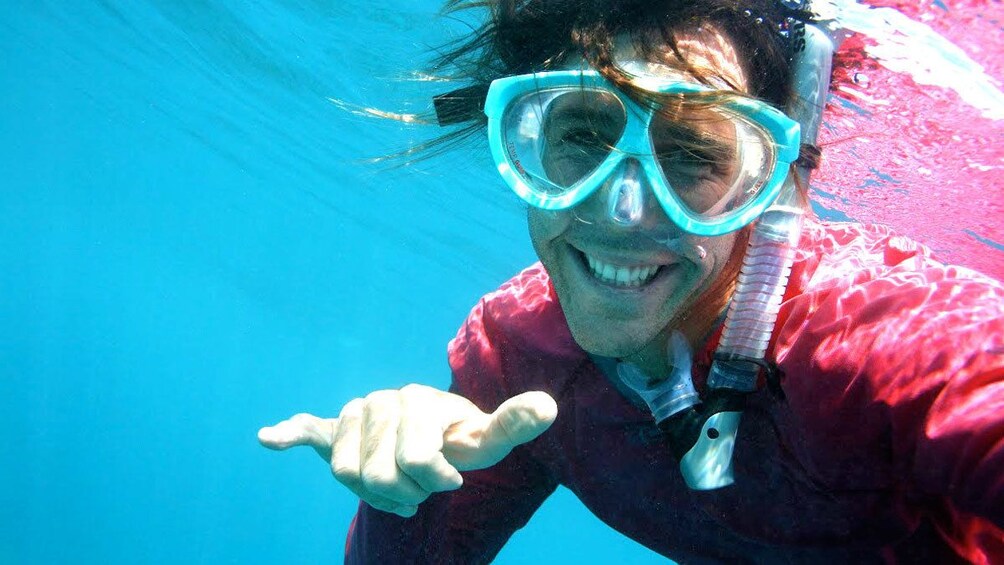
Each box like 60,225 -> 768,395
346,220 -> 1004,564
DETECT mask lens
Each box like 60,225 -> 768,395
651,103 -> 777,218
500,88 -> 626,195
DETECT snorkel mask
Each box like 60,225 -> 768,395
481,69 -> 801,236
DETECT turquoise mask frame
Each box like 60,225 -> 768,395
484,70 -> 801,236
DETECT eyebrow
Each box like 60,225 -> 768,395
544,93 -> 623,129
650,122 -> 738,165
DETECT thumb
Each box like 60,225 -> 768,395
487,391 -> 558,447
444,391 -> 557,471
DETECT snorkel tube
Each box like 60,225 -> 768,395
619,14 -> 836,490
679,19 -> 835,490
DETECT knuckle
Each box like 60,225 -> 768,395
289,412 -> 314,424
395,447 -> 436,475
399,383 -> 429,396
363,390 -> 397,405
331,461 -> 360,486
359,467 -> 397,495
339,398 -> 364,419
495,408 -> 529,445
496,410 -> 519,439
361,391 -> 401,424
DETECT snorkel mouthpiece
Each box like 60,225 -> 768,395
617,332 -> 700,421
617,334 -> 745,490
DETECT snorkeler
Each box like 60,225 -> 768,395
260,0 -> 1004,562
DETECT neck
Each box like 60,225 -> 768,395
621,305 -> 725,381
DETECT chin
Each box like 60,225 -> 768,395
564,312 -> 659,358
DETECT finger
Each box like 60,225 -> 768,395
331,399 -> 418,518
358,391 -> 430,506
331,399 -> 365,488
363,500 -> 419,518
396,386 -> 464,493
354,489 -> 419,518
258,413 -> 337,460
444,391 -> 557,470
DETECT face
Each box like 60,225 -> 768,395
528,26 -> 750,362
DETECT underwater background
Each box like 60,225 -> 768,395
2,0 -> 1001,563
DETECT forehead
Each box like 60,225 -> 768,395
610,26 -> 748,93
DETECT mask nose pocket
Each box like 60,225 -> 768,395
607,159 -> 646,226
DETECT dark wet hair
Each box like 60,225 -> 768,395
422,0 -> 815,153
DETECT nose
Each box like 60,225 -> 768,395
574,157 -> 671,233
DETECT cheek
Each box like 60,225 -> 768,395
679,232 -> 741,291
705,234 -> 740,269
527,208 -> 574,248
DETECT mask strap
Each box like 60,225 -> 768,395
433,84 -> 489,126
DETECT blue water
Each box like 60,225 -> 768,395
1,1 -> 670,563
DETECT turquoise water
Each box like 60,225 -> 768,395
2,1 -> 1001,563
0,1 -> 669,563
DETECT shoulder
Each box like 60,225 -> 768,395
447,263 -> 587,409
791,219 -> 949,287
776,219 -> 1004,436
780,218 -> 1004,373
784,219 -> 1004,331
448,263 -> 581,362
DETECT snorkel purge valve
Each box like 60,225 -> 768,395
619,15 -> 836,490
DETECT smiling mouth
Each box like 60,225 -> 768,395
578,250 -> 671,288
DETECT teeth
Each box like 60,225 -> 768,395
584,254 -> 662,287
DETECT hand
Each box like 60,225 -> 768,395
258,384 -> 557,518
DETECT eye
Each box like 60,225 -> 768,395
650,104 -> 740,184
542,90 -> 625,154
559,127 -> 612,150
656,140 -> 730,184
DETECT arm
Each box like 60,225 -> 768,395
781,258 -> 1004,558
871,268 -> 1004,529
344,389 -> 558,564
891,269 -> 1004,561
260,288 -> 561,563
345,294 -> 562,564
910,336 -> 1004,528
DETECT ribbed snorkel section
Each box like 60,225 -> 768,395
707,23 -> 835,392
715,206 -> 802,367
